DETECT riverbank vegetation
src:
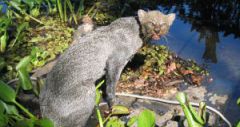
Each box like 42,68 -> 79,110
0,0 -> 239,127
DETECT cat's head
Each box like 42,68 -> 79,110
138,9 -> 175,40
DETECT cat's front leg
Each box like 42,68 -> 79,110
105,55 -> 129,106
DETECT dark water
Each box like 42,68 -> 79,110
154,0 -> 240,123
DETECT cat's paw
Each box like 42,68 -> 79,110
106,97 -> 121,107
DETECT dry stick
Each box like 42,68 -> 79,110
115,93 -> 232,127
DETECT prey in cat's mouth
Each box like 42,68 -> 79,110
138,10 -> 175,41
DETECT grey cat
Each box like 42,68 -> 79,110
40,10 -> 175,127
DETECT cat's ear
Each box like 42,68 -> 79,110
138,9 -> 147,23
167,13 -> 176,26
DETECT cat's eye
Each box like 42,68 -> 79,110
146,22 -> 155,28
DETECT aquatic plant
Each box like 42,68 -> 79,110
140,45 -> 170,75
176,92 -> 207,127
95,80 -> 156,127
0,80 -> 54,127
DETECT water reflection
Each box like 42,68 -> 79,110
155,0 -> 240,63
153,0 -> 240,123
121,0 -> 239,63
121,0 -> 240,123
200,29 -> 219,63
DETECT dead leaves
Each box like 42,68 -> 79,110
117,45 -> 208,98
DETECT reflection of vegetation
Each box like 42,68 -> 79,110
158,0 -> 240,63
115,0 -> 240,63
199,29 -> 219,63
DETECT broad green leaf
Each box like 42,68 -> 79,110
106,117 -> 124,127
138,109 -> 155,127
34,118 -> 54,127
0,114 -> 8,127
237,121 -> 240,127
16,56 -> 32,70
188,102 -> 205,125
0,100 -> 19,116
14,119 -> 34,127
16,56 -> 33,90
0,100 -> 4,114
0,81 -> 16,103
127,116 -> 138,127
176,92 -> 187,105
176,92 -> 203,127
18,68 -> 33,90
111,105 -> 130,115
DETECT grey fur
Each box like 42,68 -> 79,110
40,17 -> 143,127
40,9 -> 176,127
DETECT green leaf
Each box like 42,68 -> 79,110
237,98 -> 240,107
0,80 -> 16,103
106,117 -> 124,127
16,56 -> 32,70
34,118 -> 54,127
95,89 -> 102,105
14,119 -> 35,127
30,8 -> 40,17
176,92 -> 203,127
0,5 -> 3,12
176,92 -> 187,105
127,116 -> 138,127
0,114 -> 8,127
0,31 -> 7,53
66,0 -> 77,24
9,1 -> 23,12
111,105 -> 130,115
0,101 -> 4,114
0,100 -> 19,116
138,109 -> 155,127
18,68 -> 33,90
188,101 -> 205,125
95,80 -> 104,105
11,22 -> 29,47
198,102 -> 207,122
0,57 -> 5,71
16,56 -> 33,90
22,0 -> 35,8
237,121 -> 240,127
